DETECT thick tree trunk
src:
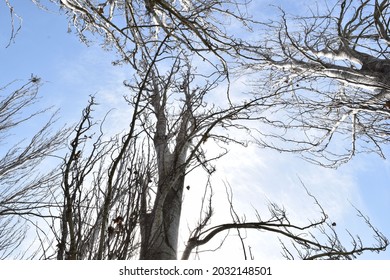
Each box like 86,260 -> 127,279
139,71 -> 192,259
139,132 -> 188,260
140,175 -> 184,260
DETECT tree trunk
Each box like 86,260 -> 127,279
140,174 -> 184,260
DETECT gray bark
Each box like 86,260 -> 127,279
139,72 -> 192,259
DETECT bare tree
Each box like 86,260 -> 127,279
44,49 -> 258,259
0,77 -> 69,259
34,55 -> 387,260
246,0 -> 390,167
4,0 -> 388,260
134,60 -> 248,260
49,96 -> 144,260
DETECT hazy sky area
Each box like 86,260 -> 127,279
0,0 -> 389,260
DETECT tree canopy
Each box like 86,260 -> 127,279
1,0 -> 389,260
247,0 -> 390,167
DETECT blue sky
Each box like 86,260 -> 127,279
1,1 -> 389,260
